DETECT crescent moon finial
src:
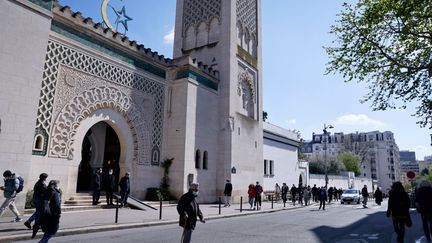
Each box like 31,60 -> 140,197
100,0 -> 116,32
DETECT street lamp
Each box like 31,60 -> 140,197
323,124 -> 334,189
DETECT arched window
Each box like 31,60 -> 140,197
33,135 -> 44,151
195,149 -> 201,169
203,151 -> 208,170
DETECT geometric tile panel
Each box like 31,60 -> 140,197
36,40 -> 165,165
236,0 -> 257,36
182,0 -> 221,34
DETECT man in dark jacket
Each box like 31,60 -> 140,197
92,168 -> 102,205
0,170 -> 22,222
119,172 -> 130,207
416,180 -> 432,241
311,184 -> 318,202
105,169 -> 116,206
281,183 -> 289,204
318,186 -> 327,210
223,179 -> 232,207
24,173 -> 48,231
177,183 -> 205,243
362,185 -> 369,208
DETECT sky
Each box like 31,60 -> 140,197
58,0 -> 432,160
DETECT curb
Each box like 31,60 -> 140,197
0,204 -> 304,242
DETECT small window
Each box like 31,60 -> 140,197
264,159 -> 268,175
33,135 -> 44,151
203,151 -> 208,170
269,160 -> 274,175
364,173 -> 366,177
195,150 -> 201,169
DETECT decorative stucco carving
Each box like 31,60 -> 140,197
48,84 -> 150,165
182,0 -> 221,35
35,40 -> 164,164
237,66 -> 256,118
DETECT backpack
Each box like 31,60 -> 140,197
320,189 -> 326,198
16,176 -> 24,193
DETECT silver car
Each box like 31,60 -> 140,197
341,189 -> 361,204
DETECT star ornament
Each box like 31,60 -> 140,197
112,6 -> 133,32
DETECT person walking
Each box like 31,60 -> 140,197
298,185 -> 303,205
386,181 -> 411,243
274,183 -> 281,202
24,173 -> 48,232
327,186 -> 333,204
38,180 -> 61,243
119,172 -> 131,207
92,168 -> 102,205
0,170 -> 23,222
105,169 -> 116,206
177,183 -> 205,243
281,183 -> 289,205
290,184 -> 297,206
318,186 -> 327,210
254,181 -> 263,210
415,180 -> 432,241
362,185 -> 369,208
223,179 -> 232,207
311,184 -> 318,202
374,187 -> 383,206
247,184 -> 256,209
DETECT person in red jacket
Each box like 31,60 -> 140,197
248,184 -> 256,209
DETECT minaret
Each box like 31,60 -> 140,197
172,0 -> 263,200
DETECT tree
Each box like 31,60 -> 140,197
263,111 -> 268,122
337,151 -> 361,176
326,0 -> 432,128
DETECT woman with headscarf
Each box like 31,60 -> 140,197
416,180 -> 432,241
39,180 -> 61,243
386,181 -> 411,243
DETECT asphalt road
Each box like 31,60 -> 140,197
17,200 -> 429,243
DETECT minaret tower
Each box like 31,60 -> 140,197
172,0 -> 263,200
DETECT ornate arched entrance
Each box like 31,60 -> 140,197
77,121 -> 120,191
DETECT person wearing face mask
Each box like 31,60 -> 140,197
177,183 -> 205,243
105,169 -> 115,206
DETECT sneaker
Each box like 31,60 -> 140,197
15,217 -> 23,222
24,221 -> 31,229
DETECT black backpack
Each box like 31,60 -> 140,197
16,176 -> 24,193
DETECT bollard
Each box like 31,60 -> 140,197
240,196 -> 243,212
271,195 -> 274,209
115,197 -> 119,223
219,197 -> 221,215
159,197 -> 163,220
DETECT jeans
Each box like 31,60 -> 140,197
421,213 -> 432,240
393,219 -> 405,242
181,228 -> 193,243
0,197 -> 20,218
120,191 -> 129,206
28,198 -> 43,223
224,195 -> 231,206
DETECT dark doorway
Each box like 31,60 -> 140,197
77,122 -> 121,192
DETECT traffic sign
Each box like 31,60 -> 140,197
406,171 -> 416,179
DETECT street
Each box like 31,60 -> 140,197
17,200 -> 427,243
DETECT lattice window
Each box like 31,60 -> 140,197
183,0 -> 221,35
35,40 -> 165,164
236,0 -> 257,36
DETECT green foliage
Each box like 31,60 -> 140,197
145,158 -> 176,201
326,0 -> 432,128
309,158 -> 346,175
160,158 -> 174,190
25,190 -> 34,209
337,152 -> 361,176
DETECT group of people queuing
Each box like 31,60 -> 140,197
92,168 -> 131,208
1,170 -> 60,243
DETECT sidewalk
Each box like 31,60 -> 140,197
0,200 -> 308,242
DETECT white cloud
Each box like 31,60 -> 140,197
285,119 -> 296,125
163,28 -> 174,44
334,114 -> 385,128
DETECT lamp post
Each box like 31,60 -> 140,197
323,124 -> 334,189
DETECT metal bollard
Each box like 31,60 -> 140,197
219,197 -> 221,215
271,195 -> 274,209
240,196 -> 243,212
115,197 -> 119,223
159,197 -> 163,220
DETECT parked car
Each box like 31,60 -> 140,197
341,189 -> 361,204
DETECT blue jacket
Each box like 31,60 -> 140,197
3,175 -> 19,198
